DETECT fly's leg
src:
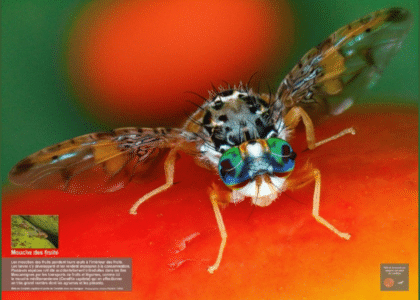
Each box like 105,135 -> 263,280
129,148 -> 177,215
313,127 -> 356,148
284,106 -> 355,150
311,168 -> 351,240
207,183 -> 228,274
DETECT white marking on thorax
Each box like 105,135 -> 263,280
216,91 -> 247,103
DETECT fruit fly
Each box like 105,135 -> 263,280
9,8 -> 412,273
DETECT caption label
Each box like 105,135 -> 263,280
2,258 -> 132,291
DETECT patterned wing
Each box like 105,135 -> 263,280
9,127 -> 202,193
273,7 -> 413,124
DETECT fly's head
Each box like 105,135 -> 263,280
217,138 -> 296,206
185,85 -> 292,203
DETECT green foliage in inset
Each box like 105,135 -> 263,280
11,215 -> 57,249
21,215 -> 59,236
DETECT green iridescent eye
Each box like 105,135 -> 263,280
218,146 -> 250,187
221,147 -> 242,167
266,138 -> 295,173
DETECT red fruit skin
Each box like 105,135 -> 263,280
2,105 -> 418,299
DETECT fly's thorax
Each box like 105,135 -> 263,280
217,138 -> 296,207
184,88 -> 284,153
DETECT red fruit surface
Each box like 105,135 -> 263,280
2,105 -> 418,299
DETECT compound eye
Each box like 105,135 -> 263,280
266,138 -> 295,174
218,146 -> 250,187
282,144 -> 291,156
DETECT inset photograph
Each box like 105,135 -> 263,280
11,215 -> 59,249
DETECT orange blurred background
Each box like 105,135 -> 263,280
66,0 -> 293,126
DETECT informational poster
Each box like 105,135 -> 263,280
2,1 -> 418,299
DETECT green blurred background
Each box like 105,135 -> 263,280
1,0 -> 418,186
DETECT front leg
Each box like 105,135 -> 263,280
129,148 -> 178,215
207,183 -> 228,274
284,106 -> 355,150
288,167 -> 350,239
310,168 -> 351,240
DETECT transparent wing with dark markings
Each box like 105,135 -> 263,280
9,127 -> 201,193
273,7 -> 413,124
